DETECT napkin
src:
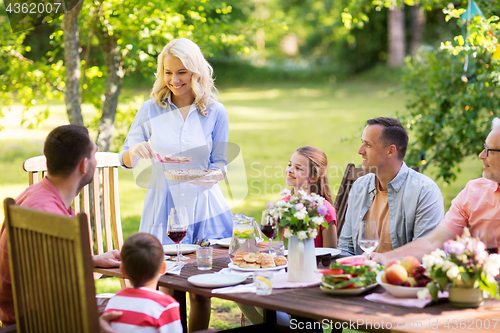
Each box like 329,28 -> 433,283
216,269 -> 322,289
164,263 -> 183,276
272,271 -> 322,289
211,283 -> 257,294
218,267 -> 287,279
365,291 -> 449,308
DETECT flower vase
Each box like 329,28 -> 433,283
448,287 -> 483,308
287,235 -> 316,282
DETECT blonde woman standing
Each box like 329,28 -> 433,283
120,38 -> 231,331
120,38 -> 232,245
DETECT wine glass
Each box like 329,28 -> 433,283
475,229 -> 498,254
357,220 -> 379,256
261,210 -> 278,255
167,207 -> 189,263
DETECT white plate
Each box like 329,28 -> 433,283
217,237 -> 232,248
163,244 -> 200,255
376,271 -> 423,298
188,273 -> 247,288
228,262 -> 287,272
320,283 -> 378,295
316,248 -> 341,257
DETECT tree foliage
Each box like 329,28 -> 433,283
0,0 -> 258,149
401,6 -> 500,182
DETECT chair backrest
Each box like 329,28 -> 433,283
3,198 -> 99,333
23,152 -> 123,256
333,163 -> 369,238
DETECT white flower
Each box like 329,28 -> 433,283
417,288 -> 430,300
422,249 -> 446,268
308,228 -> 318,239
312,216 -> 324,226
294,210 -> 306,220
283,228 -> 293,238
446,265 -> 460,280
297,189 -> 308,197
276,200 -> 286,207
484,254 -> 500,277
297,230 -> 308,240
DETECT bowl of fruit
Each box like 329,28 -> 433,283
376,256 -> 431,298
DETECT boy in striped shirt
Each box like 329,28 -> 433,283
104,233 -> 182,332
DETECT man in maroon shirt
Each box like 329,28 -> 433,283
0,125 -> 121,327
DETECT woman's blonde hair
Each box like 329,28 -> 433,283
151,38 -> 217,115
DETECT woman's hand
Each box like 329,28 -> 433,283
129,142 -> 156,159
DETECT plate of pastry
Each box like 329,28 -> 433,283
228,251 -> 287,271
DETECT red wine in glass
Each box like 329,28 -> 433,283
168,230 -> 187,244
261,225 -> 276,239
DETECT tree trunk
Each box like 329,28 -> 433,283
410,5 -> 425,55
95,26 -> 124,152
61,1 -> 84,126
388,5 -> 405,68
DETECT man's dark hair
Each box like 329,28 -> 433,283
121,233 -> 164,287
44,125 -> 93,176
367,117 -> 408,160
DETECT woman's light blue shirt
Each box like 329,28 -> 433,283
119,95 -> 233,245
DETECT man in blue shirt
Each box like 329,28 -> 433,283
338,117 -> 444,256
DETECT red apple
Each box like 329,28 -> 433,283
385,264 -> 408,286
384,258 -> 401,270
401,256 -> 420,274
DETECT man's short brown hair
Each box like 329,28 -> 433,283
367,117 -> 408,160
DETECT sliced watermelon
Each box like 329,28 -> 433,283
336,256 -> 366,266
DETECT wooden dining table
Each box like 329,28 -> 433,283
95,245 -> 500,333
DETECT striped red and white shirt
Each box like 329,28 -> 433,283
104,287 -> 182,333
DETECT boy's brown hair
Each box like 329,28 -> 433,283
121,233 -> 164,287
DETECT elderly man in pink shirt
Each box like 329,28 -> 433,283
372,117 -> 500,263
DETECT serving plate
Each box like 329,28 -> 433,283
376,271 -> 423,298
163,244 -> 200,255
228,262 -> 287,272
188,273 -> 247,288
320,283 -> 378,295
216,237 -> 232,248
316,248 -> 341,257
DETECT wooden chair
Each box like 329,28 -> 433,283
23,152 -> 125,285
3,198 -> 99,333
333,163 -> 368,238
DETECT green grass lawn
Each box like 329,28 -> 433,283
0,77 -> 483,331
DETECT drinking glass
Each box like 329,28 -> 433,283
167,207 -> 189,263
358,220 -> 379,255
475,229 -> 498,254
261,210 -> 278,255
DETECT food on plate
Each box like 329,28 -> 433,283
243,253 -> 259,263
164,169 -> 219,181
274,255 -> 287,266
320,256 -> 381,290
232,251 -> 287,268
380,256 -> 432,287
162,155 -> 191,164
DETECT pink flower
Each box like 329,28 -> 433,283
267,200 -> 274,210
443,240 -> 465,255
295,203 -> 304,211
317,204 -> 328,217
